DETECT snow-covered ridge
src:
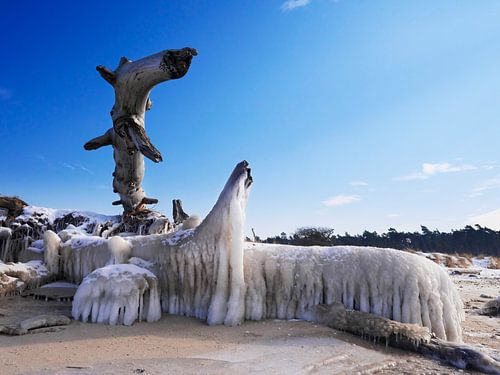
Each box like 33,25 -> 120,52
17,205 -> 120,225
0,205 -> 121,263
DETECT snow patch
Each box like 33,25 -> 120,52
472,257 -> 493,269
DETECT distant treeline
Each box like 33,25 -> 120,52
261,225 -> 500,256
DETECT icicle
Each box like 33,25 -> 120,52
43,230 -> 61,275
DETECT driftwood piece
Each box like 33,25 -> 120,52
0,314 -> 71,335
173,199 -> 189,224
477,297 -> 500,316
0,196 -> 28,219
84,48 -> 197,214
314,303 -> 500,374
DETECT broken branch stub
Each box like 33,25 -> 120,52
84,48 -> 197,214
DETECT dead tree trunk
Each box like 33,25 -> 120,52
172,199 -> 189,225
314,303 -> 500,374
84,48 -> 197,214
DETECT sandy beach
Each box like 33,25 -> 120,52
0,268 -> 498,375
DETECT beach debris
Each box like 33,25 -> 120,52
477,296 -> 500,316
314,302 -> 500,374
0,314 -> 71,335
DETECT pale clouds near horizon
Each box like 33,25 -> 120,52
470,177 -> 500,198
467,208 -> 500,230
349,181 -> 368,187
397,162 -> 477,181
322,194 -> 361,207
387,213 -> 401,218
281,0 -> 311,11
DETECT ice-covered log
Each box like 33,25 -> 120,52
59,161 -> 463,341
244,243 -> 464,342
125,160 -> 253,326
72,264 -> 161,325
314,303 -> 500,374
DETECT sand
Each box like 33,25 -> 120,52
0,270 -> 498,375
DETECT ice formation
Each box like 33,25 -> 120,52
180,215 -> 201,230
107,236 -> 131,264
43,230 -> 61,275
243,243 -> 464,342
0,205 -> 119,263
57,161 -> 464,341
0,227 -> 12,261
0,260 -> 49,295
72,264 -> 161,325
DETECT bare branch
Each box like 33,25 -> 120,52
96,65 -> 116,85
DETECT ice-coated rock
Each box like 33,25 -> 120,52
72,264 -> 161,326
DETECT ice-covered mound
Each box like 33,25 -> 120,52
59,161 -> 463,341
0,260 -> 49,295
0,205 -> 120,263
72,264 -> 161,326
244,243 -> 464,342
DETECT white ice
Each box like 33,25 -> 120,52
243,243 -> 464,342
60,161 -> 463,341
43,230 -> 61,275
0,260 -> 49,295
72,264 -> 161,325
107,236 -> 131,264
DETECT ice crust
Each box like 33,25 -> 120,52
72,264 -> 161,325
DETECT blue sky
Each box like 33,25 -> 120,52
1,1 -> 500,238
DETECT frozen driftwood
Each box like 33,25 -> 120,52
0,314 -> 71,336
314,303 -> 500,374
60,161 -> 463,344
84,48 -> 197,214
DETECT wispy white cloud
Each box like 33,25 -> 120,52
61,162 -> 93,174
397,162 -> 477,181
74,163 -> 93,174
62,162 -> 76,171
0,88 -> 12,100
322,194 -> 361,207
467,208 -> 500,230
387,213 -> 401,218
281,0 -> 311,11
470,177 -> 500,198
349,181 -> 368,187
